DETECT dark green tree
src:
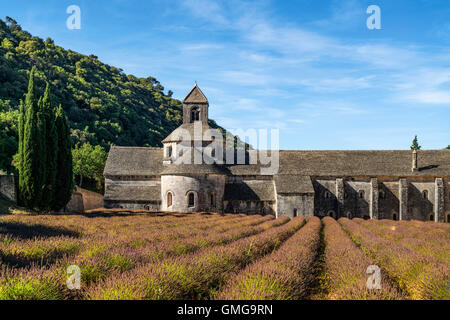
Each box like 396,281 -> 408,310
40,83 -> 58,210
410,135 -> 421,150
20,66 -> 43,208
53,104 -> 73,210
37,96 -> 47,208
72,142 -> 107,190
16,99 -> 24,204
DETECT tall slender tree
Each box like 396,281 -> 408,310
37,96 -> 47,206
20,66 -> 43,208
53,104 -> 73,210
17,99 -> 24,205
40,83 -> 58,210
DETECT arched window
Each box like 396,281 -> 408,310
188,192 -> 195,207
190,107 -> 200,122
210,192 -> 215,207
167,192 -> 173,207
293,209 -> 298,217
429,214 -> 434,221
358,190 -> 365,199
346,211 -> 352,219
393,213 -> 398,221
211,148 -> 216,158
328,210 -> 336,218
422,190 -> 428,200
325,191 -> 331,199
379,190 -> 385,199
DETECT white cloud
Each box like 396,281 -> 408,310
181,0 -> 229,25
181,43 -> 224,51
221,71 -> 269,85
405,91 -> 450,105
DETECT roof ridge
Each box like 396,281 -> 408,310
111,146 -> 162,150
278,149 -> 448,152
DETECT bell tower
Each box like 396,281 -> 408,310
182,84 -> 209,124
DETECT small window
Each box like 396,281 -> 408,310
328,210 -> 336,218
429,214 -> 434,221
190,107 -> 200,122
422,190 -> 428,200
188,192 -> 195,207
211,148 -> 216,158
346,211 -> 352,219
167,146 -> 172,158
344,192 -> 348,199
358,190 -> 365,199
167,192 -> 173,207
293,209 -> 298,217
379,190 -> 385,199
325,191 -> 331,199
393,213 -> 398,221
447,214 -> 450,223
210,192 -> 215,207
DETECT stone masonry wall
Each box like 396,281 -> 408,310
161,174 -> 225,213
408,181 -> 435,221
276,194 -> 314,219
378,180 -> 399,220
0,175 -> 16,203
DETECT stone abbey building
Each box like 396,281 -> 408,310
104,85 -> 450,222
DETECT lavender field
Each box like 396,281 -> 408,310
0,210 -> 448,300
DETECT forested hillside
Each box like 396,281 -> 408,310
0,17 -> 223,173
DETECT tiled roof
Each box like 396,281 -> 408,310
105,147 -> 450,178
104,183 -> 161,201
224,180 -> 275,201
274,175 -> 314,194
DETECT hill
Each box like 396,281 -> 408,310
0,17 -> 225,173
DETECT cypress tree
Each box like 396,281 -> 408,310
411,135 -> 421,150
53,104 -> 73,210
17,99 -> 24,205
36,96 -> 47,210
40,83 -> 58,211
21,66 -> 43,209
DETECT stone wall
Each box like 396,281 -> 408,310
0,175 -> 16,203
66,187 -> 104,212
276,194 -> 314,218
104,200 -> 160,210
66,192 -> 84,212
313,178 -> 371,219
344,179 -> 371,219
408,180 -> 435,221
313,178 -> 338,217
223,200 -> 275,215
378,180 -> 399,220
104,174 -> 449,222
445,179 -> 450,222
161,174 -> 225,212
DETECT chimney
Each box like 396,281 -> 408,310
412,149 -> 418,172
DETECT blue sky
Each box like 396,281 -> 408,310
2,0 -> 450,150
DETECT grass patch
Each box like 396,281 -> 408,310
0,277 -> 65,300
